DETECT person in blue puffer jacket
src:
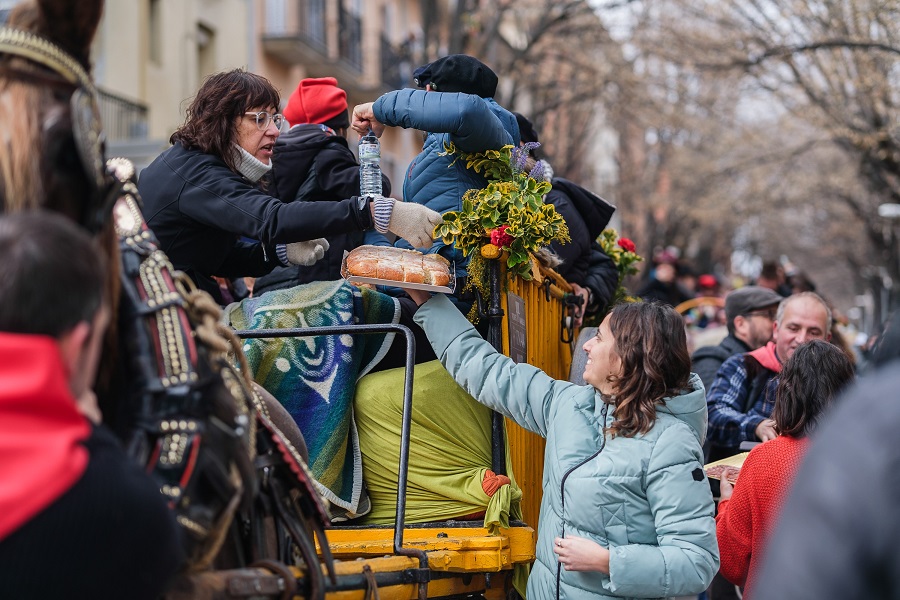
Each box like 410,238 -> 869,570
351,54 -> 519,296
406,289 -> 719,599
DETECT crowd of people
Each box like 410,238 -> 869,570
4,42 -> 900,600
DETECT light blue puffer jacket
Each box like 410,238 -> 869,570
366,89 -> 518,277
414,295 -> 719,599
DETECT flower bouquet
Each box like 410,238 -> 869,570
435,143 -> 570,313
596,228 -> 643,311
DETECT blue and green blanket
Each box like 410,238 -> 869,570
225,280 -> 399,516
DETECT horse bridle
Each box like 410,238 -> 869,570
0,26 -> 118,233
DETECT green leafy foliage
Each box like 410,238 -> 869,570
436,143 -> 570,281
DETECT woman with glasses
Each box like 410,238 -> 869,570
138,69 -> 441,304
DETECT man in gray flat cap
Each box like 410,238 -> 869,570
691,286 -> 783,393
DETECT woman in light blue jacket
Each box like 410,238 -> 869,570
407,292 -> 719,599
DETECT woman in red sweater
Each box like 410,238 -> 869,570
715,339 -> 854,597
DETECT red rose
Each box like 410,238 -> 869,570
490,225 -> 514,248
617,238 -> 636,253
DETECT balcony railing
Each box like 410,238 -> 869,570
263,1 -> 406,88
338,6 -> 361,71
300,0 -> 326,49
97,88 -> 148,141
381,34 -> 407,90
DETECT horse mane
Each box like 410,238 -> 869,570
0,79 -> 47,213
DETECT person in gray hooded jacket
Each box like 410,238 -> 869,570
406,290 -> 719,599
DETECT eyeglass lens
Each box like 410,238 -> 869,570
250,111 -> 283,130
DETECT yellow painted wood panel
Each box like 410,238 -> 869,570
503,269 -> 573,530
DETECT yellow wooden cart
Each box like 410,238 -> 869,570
233,259 -> 577,600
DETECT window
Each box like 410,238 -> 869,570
149,0 -> 162,64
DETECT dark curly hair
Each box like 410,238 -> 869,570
170,69 -> 280,173
773,339 -> 854,438
606,301 -> 692,437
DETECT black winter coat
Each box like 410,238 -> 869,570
691,333 -> 751,393
254,125 -> 392,294
546,178 -> 618,315
138,142 -> 373,304
0,425 -> 183,598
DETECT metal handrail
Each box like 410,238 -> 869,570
485,259 -> 508,477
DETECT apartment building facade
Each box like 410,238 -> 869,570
253,0 -> 439,193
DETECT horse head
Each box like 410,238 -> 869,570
0,0 -> 109,230
0,2 -> 333,587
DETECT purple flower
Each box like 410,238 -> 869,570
511,146 -> 528,173
528,160 -> 544,181
523,142 -> 541,155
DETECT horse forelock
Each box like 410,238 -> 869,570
7,0 -> 103,73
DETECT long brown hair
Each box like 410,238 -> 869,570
607,302 -> 692,437
773,339 -> 853,438
171,68 -> 280,173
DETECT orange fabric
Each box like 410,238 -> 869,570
715,436 -> 808,598
481,469 -> 512,497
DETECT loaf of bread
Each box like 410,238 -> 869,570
346,246 -> 451,287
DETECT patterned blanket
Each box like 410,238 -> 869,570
225,280 -> 399,516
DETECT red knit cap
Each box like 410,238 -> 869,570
282,77 -> 349,128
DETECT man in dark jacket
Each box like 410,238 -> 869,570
254,77 -> 393,295
692,286 -> 782,393
514,113 -> 619,326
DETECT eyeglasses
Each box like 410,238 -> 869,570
244,111 -> 285,131
745,310 -> 776,320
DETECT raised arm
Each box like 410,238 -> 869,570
373,89 -> 514,153
411,294 -> 572,437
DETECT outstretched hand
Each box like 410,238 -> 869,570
387,201 -> 443,249
351,102 -> 385,137
406,288 -> 431,306
754,418 -> 778,442
285,238 -> 330,266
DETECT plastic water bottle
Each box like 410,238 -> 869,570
358,129 -> 382,197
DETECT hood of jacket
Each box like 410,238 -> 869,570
271,124 -> 349,202
550,178 -> 616,240
655,373 -> 708,444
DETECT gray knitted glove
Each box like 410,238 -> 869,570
385,201 -> 442,249
284,238 -> 330,266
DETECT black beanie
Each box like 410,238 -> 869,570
413,54 -> 498,98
